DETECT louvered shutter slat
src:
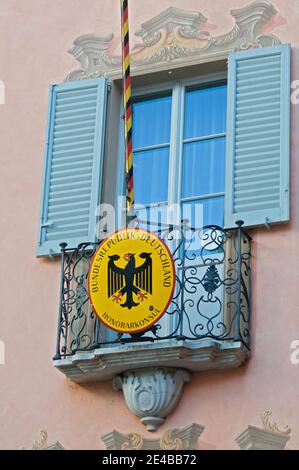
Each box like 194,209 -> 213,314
37,78 -> 107,256
225,44 -> 290,228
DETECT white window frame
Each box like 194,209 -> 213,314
113,71 -> 227,340
116,71 -> 227,229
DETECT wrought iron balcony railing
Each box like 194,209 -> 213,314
54,222 -> 251,360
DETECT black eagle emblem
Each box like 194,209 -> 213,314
108,252 -> 152,309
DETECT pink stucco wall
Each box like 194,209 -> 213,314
0,0 -> 299,450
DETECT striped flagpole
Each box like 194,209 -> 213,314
120,0 -> 134,216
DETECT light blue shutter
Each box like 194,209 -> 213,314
37,78 -> 108,256
225,44 -> 290,228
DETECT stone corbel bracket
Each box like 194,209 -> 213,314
65,1 -> 281,82
113,367 -> 190,432
101,423 -> 205,450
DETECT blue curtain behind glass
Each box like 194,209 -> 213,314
182,84 -> 227,228
131,84 -> 227,229
132,95 -> 172,206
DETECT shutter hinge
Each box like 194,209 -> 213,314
107,80 -> 112,92
41,220 -> 54,228
265,217 -> 271,230
48,248 -> 55,260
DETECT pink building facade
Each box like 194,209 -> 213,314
0,0 -> 299,450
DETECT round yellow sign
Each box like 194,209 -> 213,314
88,228 -> 175,334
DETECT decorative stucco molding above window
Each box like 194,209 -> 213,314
65,1 -> 281,82
101,423 -> 204,450
236,426 -> 291,450
21,430 -> 66,451
235,411 -> 292,450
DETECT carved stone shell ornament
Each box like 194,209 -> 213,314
113,368 -> 190,431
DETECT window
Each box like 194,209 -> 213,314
118,80 -> 228,339
38,44 -> 290,257
133,93 -> 171,207
182,84 -> 226,228
127,81 -> 227,231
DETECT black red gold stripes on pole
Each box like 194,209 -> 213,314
120,0 -> 134,212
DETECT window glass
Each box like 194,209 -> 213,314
184,84 -> 227,139
182,197 -> 225,228
133,95 -> 172,149
182,83 -> 227,229
133,148 -> 169,205
129,83 -> 227,229
132,94 -> 172,206
182,138 -> 225,199
134,204 -> 168,232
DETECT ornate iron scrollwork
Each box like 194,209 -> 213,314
54,223 -> 251,359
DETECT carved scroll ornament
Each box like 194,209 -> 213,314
65,1 -> 281,82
